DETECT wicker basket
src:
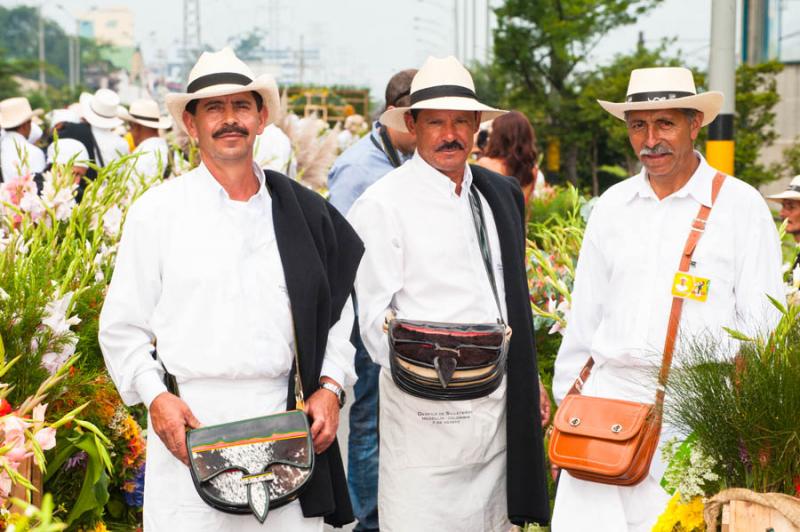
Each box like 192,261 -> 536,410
705,488 -> 800,532
7,456 -> 43,513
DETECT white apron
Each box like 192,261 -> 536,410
143,378 -> 323,532
551,362 -> 673,532
378,369 -> 511,532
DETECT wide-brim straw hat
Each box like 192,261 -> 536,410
80,89 -> 125,129
47,138 -> 90,168
118,98 -> 172,130
0,97 -> 43,129
165,47 -> 280,135
598,67 -> 723,127
766,175 -> 800,202
380,56 -> 507,132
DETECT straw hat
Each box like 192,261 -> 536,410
0,97 -> 42,129
80,89 -> 125,129
598,67 -> 723,127
165,47 -> 280,134
766,175 -> 800,202
118,98 -> 172,130
379,56 -> 507,132
47,138 -> 90,168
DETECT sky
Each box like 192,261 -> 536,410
3,0 -> 799,102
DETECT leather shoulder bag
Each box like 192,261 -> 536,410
548,172 -> 726,486
162,338 -> 314,523
387,187 -> 512,400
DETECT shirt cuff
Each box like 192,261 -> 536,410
320,358 -> 347,389
134,368 -> 168,409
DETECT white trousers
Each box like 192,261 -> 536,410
551,362 -> 672,532
143,378 -> 323,532
377,369 -> 511,532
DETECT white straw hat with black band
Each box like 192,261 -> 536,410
766,175 -> 800,202
598,67 -> 723,127
165,47 -> 280,135
379,56 -> 507,133
80,88 -> 125,129
118,98 -> 172,130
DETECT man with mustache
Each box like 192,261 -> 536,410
99,48 -> 363,530
347,56 -> 550,531
767,175 -> 800,272
551,67 -> 785,531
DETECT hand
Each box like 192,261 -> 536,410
304,377 -> 341,454
539,379 -> 552,428
149,392 -> 202,466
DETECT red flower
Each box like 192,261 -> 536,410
794,475 -> 800,497
0,398 -> 12,416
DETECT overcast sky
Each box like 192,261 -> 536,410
3,0 -> 798,101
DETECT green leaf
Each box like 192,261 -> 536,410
722,327 -> 755,343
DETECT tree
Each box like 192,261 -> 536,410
0,48 -> 38,100
229,29 -> 267,61
492,0 -> 664,185
733,61 -> 783,187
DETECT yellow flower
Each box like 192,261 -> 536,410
651,492 -> 706,532
93,522 -> 108,532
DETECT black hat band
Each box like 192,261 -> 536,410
187,72 -> 253,94
410,85 -> 478,105
626,90 -> 695,103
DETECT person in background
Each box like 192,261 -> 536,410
46,137 -> 90,183
79,88 -> 130,167
476,110 -> 543,212
0,97 -> 45,181
337,114 -> 366,153
118,98 -> 172,180
766,174 -> 800,271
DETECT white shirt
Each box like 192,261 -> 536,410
92,126 -> 129,166
348,152 -> 507,368
0,131 -> 45,180
99,162 -> 355,408
130,136 -> 169,178
553,152 -> 785,403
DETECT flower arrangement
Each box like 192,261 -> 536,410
1,148 -> 159,529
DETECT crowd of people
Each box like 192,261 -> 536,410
4,44 -> 798,532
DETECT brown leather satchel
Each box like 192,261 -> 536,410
548,172 -> 726,486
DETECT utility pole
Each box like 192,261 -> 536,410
38,4 -> 45,87
485,0 -> 491,63
472,0 -> 477,63
453,0 -> 459,60
707,0 -> 736,175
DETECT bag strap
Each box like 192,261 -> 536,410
468,187 -> 505,325
566,172 -> 727,402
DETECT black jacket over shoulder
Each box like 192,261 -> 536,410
470,164 -> 551,526
263,169 -> 364,527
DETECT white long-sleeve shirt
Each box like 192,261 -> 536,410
91,126 -> 129,166
553,152 -> 785,403
347,153 -> 507,368
0,131 -> 45,180
99,162 -> 355,408
130,136 -> 169,179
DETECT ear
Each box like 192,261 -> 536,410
689,111 -> 704,141
403,111 -> 416,135
255,104 -> 269,135
182,110 -> 198,140
473,112 -> 481,133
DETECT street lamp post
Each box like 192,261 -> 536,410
38,4 -> 46,87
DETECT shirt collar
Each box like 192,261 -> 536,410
411,151 -> 473,198
196,160 -> 269,206
626,151 -> 716,207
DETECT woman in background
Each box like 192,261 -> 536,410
476,110 -> 544,211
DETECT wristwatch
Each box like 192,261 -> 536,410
320,381 -> 346,408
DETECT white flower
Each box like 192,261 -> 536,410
40,336 -> 77,375
0,287 -> 8,301
18,191 -> 45,221
40,178 -> 77,222
102,205 -> 123,237
793,265 -> 800,291
41,291 -> 81,335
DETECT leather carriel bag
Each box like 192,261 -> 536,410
387,189 -> 511,400
162,341 -> 314,523
548,172 -> 726,486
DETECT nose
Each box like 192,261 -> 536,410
644,123 -> 660,148
223,102 -> 238,124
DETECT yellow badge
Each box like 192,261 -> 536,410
671,272 -> 710,302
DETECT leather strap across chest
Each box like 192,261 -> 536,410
567,172 -> 727,409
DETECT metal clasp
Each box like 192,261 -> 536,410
569,417 -> 581,427
611,424 -> 623,433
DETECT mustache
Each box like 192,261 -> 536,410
639,144 -> 673,157
435,140 -> 465,152
212,124 -> 249,138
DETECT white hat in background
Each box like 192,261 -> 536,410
118,98 -> 172,129
165,47 -> 280,134
379,56 -> 507,133
0,97 -> 42,129
597,67 -> 723,127
47,138 -> 90,168
80,88 -> 125,129
766,175 -> 800,202
48,109 -> 81,127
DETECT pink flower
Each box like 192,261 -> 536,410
0,469 -> 12,500
32,403 -> 47,422
34,427 -> 56,451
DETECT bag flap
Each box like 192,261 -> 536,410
553,395 -> 652,442
187,410 -> 312,482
